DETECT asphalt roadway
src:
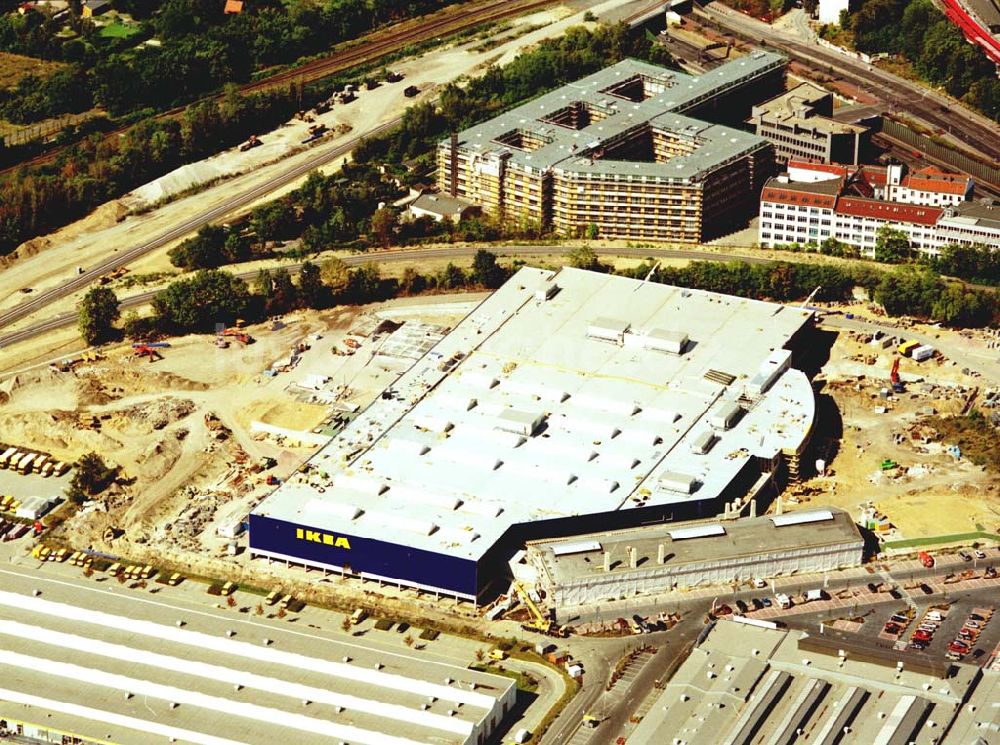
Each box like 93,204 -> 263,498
0,117 -> 401,334
0,246 -> 770,352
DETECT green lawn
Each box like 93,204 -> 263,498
883,531 -> 1000,550
99,22 -> 142,39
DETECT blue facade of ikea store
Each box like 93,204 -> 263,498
248,514 -> 480,597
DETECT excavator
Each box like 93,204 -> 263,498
223,327 -> 255,345
133,345 -> 163,363
889,356 -> 905,393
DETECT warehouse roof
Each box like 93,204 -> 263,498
449,53 -> 784,181
0,589 -> 514,745
630,619 -> 984,745
528,507 -> 862,587
253,267 -> 815,562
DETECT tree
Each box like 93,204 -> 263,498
370,207 -> 398,248
77,287 -> 120,345
471,249 -> 507,289
873,226 -> 911,264
152,270 -> 251,332
399,267 -> 427,296
251,200 -> 296,245
67,452 -> 118,503
168,224 -> 226,269
297,261 -> 326,308
269,267 -> 297,314
320,257 -> 350,297
403,634 -> 414,647
344,263 -> 382,303
341,616 -> 352,632
567,245 -> 602,271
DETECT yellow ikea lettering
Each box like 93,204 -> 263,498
295,528 -> 351,549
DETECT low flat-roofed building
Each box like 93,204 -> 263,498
749,82 -> 869,165
250,267 -> 818,601
526,507 -> 861,613
629,619 -> 988,745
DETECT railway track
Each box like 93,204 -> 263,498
0,0 -> 553,177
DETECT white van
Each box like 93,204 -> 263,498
925,611 -> 944,622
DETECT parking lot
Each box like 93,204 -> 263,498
0,465 -> 69,502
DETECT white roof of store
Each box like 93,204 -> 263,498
254,267 -> 815,561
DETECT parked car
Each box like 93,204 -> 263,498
912,630 -> 932,642
975,550 -> 987,560
761,597 -> 772,608
949,641 -> 970,653
883,623 -> 902,635
960,552 -> 973,562
986,566 -> 997,578
396,622 -> 410,634
968,613 -> 987,622
752,578 -> 766,588
909,640 -> 928,650
890,614 -> 909,624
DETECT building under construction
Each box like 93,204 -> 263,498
436,53 -> 786,242
250,267 -> 817,602
525,508 -> 864,615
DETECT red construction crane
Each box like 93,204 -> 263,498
890,356 -> 904,393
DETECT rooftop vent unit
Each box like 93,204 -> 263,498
496,409 -> 546,437
587,317 -> 630,345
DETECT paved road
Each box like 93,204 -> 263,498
541,614 -> 703,745
0,246 -> 770,351
0,118 -> 401,334
697,2 -> 1000,165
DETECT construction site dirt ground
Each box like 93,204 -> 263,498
3,295 -> 481,582
792,318 -> 1000,542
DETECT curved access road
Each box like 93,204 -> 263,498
0,246 -> 770,350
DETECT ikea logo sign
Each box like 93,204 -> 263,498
296,528 -> 352,549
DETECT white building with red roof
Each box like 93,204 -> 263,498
759,163 -> 997,255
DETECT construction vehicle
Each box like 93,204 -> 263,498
133,345 -> 163,362
239,135 -> 262,152
919,551 -> 935,568
17,453 -> 36,474
898,340 -> 920,357
489,648 -> 508,661
889,356 -> 905,393
98,267 -> 128,285
513,581 -> 563,637
582,714 -> 604,729
222,328 -> 254,345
